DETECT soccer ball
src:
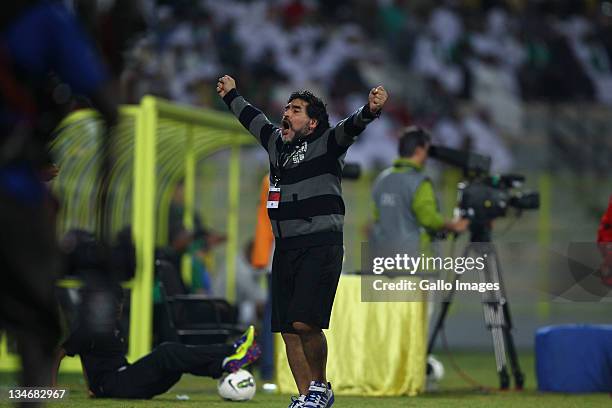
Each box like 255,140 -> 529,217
218,369 -> 256,401
427,355 -> 445,381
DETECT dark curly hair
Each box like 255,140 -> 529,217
288,90 -> 330,131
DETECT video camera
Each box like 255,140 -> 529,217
428,145 -> 539,241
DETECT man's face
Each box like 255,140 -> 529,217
281,99 -> 317,143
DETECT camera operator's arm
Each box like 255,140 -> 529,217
412,181 -> 469,233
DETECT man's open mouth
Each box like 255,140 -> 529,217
282,119 -> 291,136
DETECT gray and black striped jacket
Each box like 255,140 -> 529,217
223,89 -> 378,249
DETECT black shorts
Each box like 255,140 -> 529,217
271,244 -> 343,333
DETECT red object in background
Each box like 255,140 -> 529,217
283,0 -> 307,27
598,195 -> 612,242
597,195 -> 612,286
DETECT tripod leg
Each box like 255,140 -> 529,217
489,244 -> 525,390
482,300 -> 510,389
502,303 -> 524,389
478,244 -> 510,390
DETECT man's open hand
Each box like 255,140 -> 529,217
368,86 -> 388,113
216,75 -> 236,98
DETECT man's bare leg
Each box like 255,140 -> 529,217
281,332 -> 312,395
293,322 -> 327,383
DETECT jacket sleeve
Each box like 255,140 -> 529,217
222,89 -> 278,152
411,180 -> 445,231
328,104 -> 379,156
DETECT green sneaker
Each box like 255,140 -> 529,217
223,326 -> 261,372
232,325 -> 255,351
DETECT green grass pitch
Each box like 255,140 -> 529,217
1,351 -> 610,407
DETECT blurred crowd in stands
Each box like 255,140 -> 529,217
107,0 -> 612,172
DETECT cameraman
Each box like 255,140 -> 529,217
371,127 -> 469,254
370,126 -> 468,389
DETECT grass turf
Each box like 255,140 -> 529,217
1,351 -> 610,407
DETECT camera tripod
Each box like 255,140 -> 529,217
427,223 -> 524,390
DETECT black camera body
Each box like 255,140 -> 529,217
457,176 -> 540,223
428,145 -> 540,241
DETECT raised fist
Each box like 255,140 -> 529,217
216,75 -> 236,98
368,86 -> 388,113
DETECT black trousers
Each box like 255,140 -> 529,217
0,193 -> 62,393
95,342 -> 232,399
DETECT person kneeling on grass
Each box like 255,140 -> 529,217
52,285 -> 260,399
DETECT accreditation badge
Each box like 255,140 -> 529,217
266,186 -> 281,209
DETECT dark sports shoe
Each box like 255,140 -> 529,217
303,381 -> 334,408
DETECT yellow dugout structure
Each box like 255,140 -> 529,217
0,96 -> 254,371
